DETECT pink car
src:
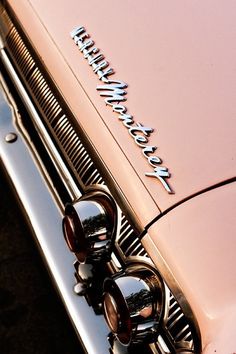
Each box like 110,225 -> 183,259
0,1 -> 235,353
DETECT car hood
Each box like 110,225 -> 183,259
144,181 -> 236,352
9,0 -> 236,215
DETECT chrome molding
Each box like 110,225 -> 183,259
0,77 -> 111,354
0,48 -> 81,200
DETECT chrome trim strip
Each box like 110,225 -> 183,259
0,78 -> 110,354
0,48 -> 81,200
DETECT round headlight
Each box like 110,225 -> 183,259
63,189 -> 117,263
103,264 -> 164,345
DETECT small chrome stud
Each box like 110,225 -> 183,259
5,132 -> 17,143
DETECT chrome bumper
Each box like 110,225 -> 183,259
0,75 -> 110,354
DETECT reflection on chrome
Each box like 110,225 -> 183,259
126,288 -> 153,317
63,188 -> 117,263
103,264 -> 164,345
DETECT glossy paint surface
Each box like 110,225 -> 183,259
7,0 -> 236,216
7,0 -> 163,228
144,182 -> 236,352
4,2 -> 236,352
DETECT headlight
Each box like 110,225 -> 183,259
63,188 -> 117,263
103,264 -> 164,345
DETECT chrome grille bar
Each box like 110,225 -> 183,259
0,48 -> 81,199
164,291 -> 193,350
5,19 -> 106,189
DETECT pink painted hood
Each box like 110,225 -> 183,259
145,181 -> 236,352
6,1 -> 236,351
9,0 -> 236,215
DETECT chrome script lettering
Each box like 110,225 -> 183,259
71,26 -> 173,193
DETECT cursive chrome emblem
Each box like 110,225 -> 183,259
71,26 -> 173,194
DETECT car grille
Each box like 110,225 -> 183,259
3,9 -> 148,260
6,20 -> 104,188
0,4 -> 199,353
165,291 -> 194,350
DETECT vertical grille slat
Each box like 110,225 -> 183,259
37,85 -> 50,103
44,96 -> 57,114
167,312 -> 184,331
137,248 -> 148,257
165,291 -> 194,350
123,239 -> 140,256
127,242 -> 143,256
134,244 -> 146,256
116,212 -> 148,258
50,109 -> 63,126
79,157 -> 92,177
85,169 -> 99,185
60,126 -> 74,146
54,116 -> 68,135
74,149 -> 88,171
28,68 -> 41,88
93,175 -> 104,185
175,325 -> 190,341
58,122 -> 72,144
80,162 -> 94,180
18,47 -> 30,71
41,91 -> 54,109
63,131 -> 78,152
69,140 -> 84,161
66,140 -> 81,159
48,105 -> 62,123
76,154 -> 91,174
57,121 -> 71,141
119,225 -> 133,244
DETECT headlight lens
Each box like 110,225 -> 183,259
103,264 -> 164,345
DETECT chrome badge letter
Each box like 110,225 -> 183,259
71,26 -> 173,194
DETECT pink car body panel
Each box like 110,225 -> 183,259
144,182 -> 236,353
8,0 -> 236,214
6,0 -> 236,352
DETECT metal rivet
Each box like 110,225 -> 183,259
74,282 -> 87,296
5,132 -> 17,143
